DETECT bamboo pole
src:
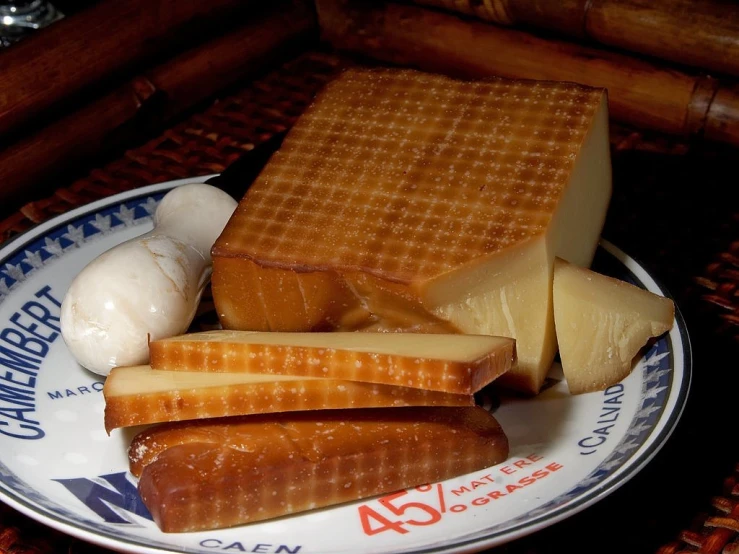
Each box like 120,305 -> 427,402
0,2 -> 317,208
316,0 -> 739,146
0,0 -> 269,139
412,0 -> 739,78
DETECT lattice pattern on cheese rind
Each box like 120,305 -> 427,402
217,68 -> 603,281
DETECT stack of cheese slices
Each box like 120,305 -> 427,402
104,67 -> 675,533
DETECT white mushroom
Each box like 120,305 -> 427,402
60,183 -> 237,376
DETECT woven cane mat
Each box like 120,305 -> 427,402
1,48 -> 738,554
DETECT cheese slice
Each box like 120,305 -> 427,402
149,330 -> 515,394
212,67 -> 612,394
552,258 -> 675,394
131,407 -> 509,532
103,365 -> 472,432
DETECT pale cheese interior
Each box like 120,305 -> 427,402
552,258 -> 675,394
421,99 -> 612,392
105,365 -> 317,396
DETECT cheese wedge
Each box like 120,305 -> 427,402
553,258 -> 675,394
149,330 -> 515,394
130,406 -> 509,532
103,365 -> 472,432
212,67 -> 612,394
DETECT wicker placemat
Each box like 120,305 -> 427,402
1,48 -> 738,554
658,463 -> 739,554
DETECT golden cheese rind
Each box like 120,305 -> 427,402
131,407 -> 509,532
149,330 -> 515,394
103,365 -> 473,433
211,67 -> 611,394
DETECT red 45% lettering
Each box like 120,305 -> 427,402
358,484 -> 467,536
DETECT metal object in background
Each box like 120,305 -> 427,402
0,0 -> 63,47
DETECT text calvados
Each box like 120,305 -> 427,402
578,383 -> 625,455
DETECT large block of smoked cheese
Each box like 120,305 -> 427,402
130,407 -> 508,532
552,258 -> 674,394
212,67 -> 612,394
149,330 -> 515,394
103,365 -> 472,432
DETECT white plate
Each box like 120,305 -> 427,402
0,177 -> 691,554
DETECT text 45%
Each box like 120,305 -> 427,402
359,484 -> 464,536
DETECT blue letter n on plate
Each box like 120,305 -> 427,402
54,472 -> 152,523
